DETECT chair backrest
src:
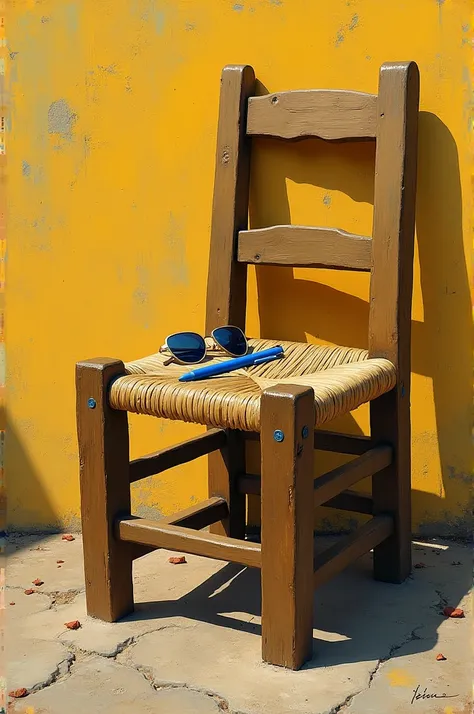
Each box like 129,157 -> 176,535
206,63 -> 419,386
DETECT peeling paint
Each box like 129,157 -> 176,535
135,1 -> 165,33
322,193 -> 332,207
63,3 -> 79,34
21,161 -> 31,177
98,64 -> 117,74
233,3 -> 244,11
47,100 -> 77,140
162,213 -> 189,287
335,28 -> 345,46
336,13 -> 359,45
348,13 -> 359,30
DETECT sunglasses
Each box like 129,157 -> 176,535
159,326 -> 248,365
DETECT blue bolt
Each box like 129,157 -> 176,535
273,429 -> 284,442
302,425 -> 309,439
87,398 -> 96,409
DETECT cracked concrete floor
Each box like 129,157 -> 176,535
5,534 -> 472,714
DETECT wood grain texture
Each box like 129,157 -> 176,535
76,358 -> 134,622
314,430 -> 374,455
260,384 -> 315,670
207,429 -> 246,539
238,474 -> 373,515
323,489 -> 373,515
118,517 -> 261,568
238,225 -> 372,271
131,497 -> 229,559
205,66 -> 255,542
369,62 -> 419,583
313,446 -> 392,507
243,429 -> 375,455
159,497 -> 229,528
247,90 -> 377,140
313,515 -> 393,588
205,64 -> 255,332
129,428 -> 226,483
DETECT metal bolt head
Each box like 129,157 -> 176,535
273,429 -> 284,442
87,398 -> 96,409
302,425 -> 309,439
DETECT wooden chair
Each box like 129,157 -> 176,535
76,62 -> 419,670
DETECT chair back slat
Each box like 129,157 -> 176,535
237,225 -> 372,271
247,90 -> 377,141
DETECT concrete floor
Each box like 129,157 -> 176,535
5,533 -> 472,714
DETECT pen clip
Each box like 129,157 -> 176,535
253,353 -> 283,365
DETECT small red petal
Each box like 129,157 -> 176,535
56,559 -> 65,564
8,688 -> 28,698
436,653 -> 447,661
64,620 -> 81,630
24,589 -> 35,595
168,556 -> 186,564
9,602 -> 15,606
442,606 -> 464,618
61,534 -> 75,541
414,562 -> 426,569
32,578 -> 44,586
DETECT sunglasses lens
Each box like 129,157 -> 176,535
213,326 -> 247,357
167,332 -> 206,364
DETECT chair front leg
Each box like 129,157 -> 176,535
260,384 -> 315,670
76,358 -> 134,622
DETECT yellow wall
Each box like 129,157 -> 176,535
6,0 -> 472,535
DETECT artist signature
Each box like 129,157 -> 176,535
411,684 -> 459,704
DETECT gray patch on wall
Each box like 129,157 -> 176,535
48,99 -> 77,140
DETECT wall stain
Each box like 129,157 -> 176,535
132,0 -> 166,33
162,213 -> 189,287
348,13 -> 359,30
22,161 -> 31,177
335,13 -> 359,46
446,466 -> 472,485
233,3 -> 244,10
322,193 -> 332,207
98,64 -> 117,74
48,99 -> 77,140
63,2 -> 79,34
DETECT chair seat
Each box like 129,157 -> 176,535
109,339 -> 396,432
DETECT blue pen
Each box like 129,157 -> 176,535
178,346 -> 284,382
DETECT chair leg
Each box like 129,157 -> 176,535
260,385 -> 315,670
208,429 -> 246,539
76,358 -> 134,621
371,388 -> 411,583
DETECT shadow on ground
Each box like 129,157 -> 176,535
128,538 -> 470,669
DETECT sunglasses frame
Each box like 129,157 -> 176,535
160,325 -> 249,365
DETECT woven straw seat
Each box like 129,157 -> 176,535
109,339 -> 396,432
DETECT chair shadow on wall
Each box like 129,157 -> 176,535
129,109 -> 470,670
247,103 -> 471,540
